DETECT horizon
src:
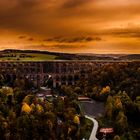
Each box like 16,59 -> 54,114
1,48 -> 140,55
0,0 -> 140,53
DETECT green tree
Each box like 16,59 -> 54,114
113,135 -> 121,140
135,96 -> 140,111
0,74 -> 5,87
106,95 -> 113,104
74,87 -> 81,95
116,111 -> 128,134
105,102 -> 113,120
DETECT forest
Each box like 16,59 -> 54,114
59,61 -> 140,140
0,74 -> 92,140
0,61 -> 140,140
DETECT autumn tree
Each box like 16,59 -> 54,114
114,96 -> 123,115
115,111 -> 128,134
99,86 -> 111,101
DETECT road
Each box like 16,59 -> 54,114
80,100 -> 105,140
85,115 -> 98,140
37,90 -> 104,140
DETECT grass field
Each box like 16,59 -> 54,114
0,53 -> 57,61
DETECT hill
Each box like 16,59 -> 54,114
0,49 -> 140,61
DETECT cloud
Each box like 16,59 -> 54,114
0,0 -> 140,37
104,26 -> 140,38
0,0 -> 140,53
18,35 -> 26,39
27,37 -> 34,41
43,36 -> 101,43
62,0 -> 92,9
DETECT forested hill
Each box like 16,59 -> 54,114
0,49 -> 140,61
119,54 -> 140,60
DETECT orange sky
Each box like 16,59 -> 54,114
0,0 -> 140,54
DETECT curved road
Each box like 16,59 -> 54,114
80,100 -> 105,140
85,115 -> 98,140
38,89 -> 103,140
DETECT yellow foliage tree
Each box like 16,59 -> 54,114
73,115 -> 80,125
21,102 -> 31,114
114,96 -> 123,110
36,104 -> 44,113
1,87 -> 13,96
100,86 -> 110,95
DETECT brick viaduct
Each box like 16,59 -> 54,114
0,60 -> 128,87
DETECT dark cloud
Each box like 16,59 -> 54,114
18,35 -> 26,39
43,36 -> 101,43
0,0 -> 140,53
54,44 -> 78,48
0,0 -> 140,37
62,0 -> 91,9
106,27 -> 140,38
27,37 -> 34,41
18,35 -> 34,41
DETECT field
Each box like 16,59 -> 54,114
1,50 -> 140,61
0,52 -> 57,61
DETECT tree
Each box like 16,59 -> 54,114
0,74 -> 5,87
114,96 -> 123,111
73,115 -> 80,125
16,114 -> 32,140
14,78 -> 25,90
99,86 -> 111,101
36,104 -> 44,114
54,97 -> 64,114
135,96 -> 140,111
0,87 -> 13,96
21,102 -> 31,114
100,86 -> 111,95
64,107 -> 76,121
23,95 -> 34,105
74,87 -> 81,95
106,95 -> 113,104
113,135 -> 121,140
105,102 -> 113,119
118,91 -> 132,106
116,111 -> 128,134
45,112 -> 56,124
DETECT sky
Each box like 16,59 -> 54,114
0,0 -> 140,54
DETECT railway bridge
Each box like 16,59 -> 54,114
0,60 -> 126,87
